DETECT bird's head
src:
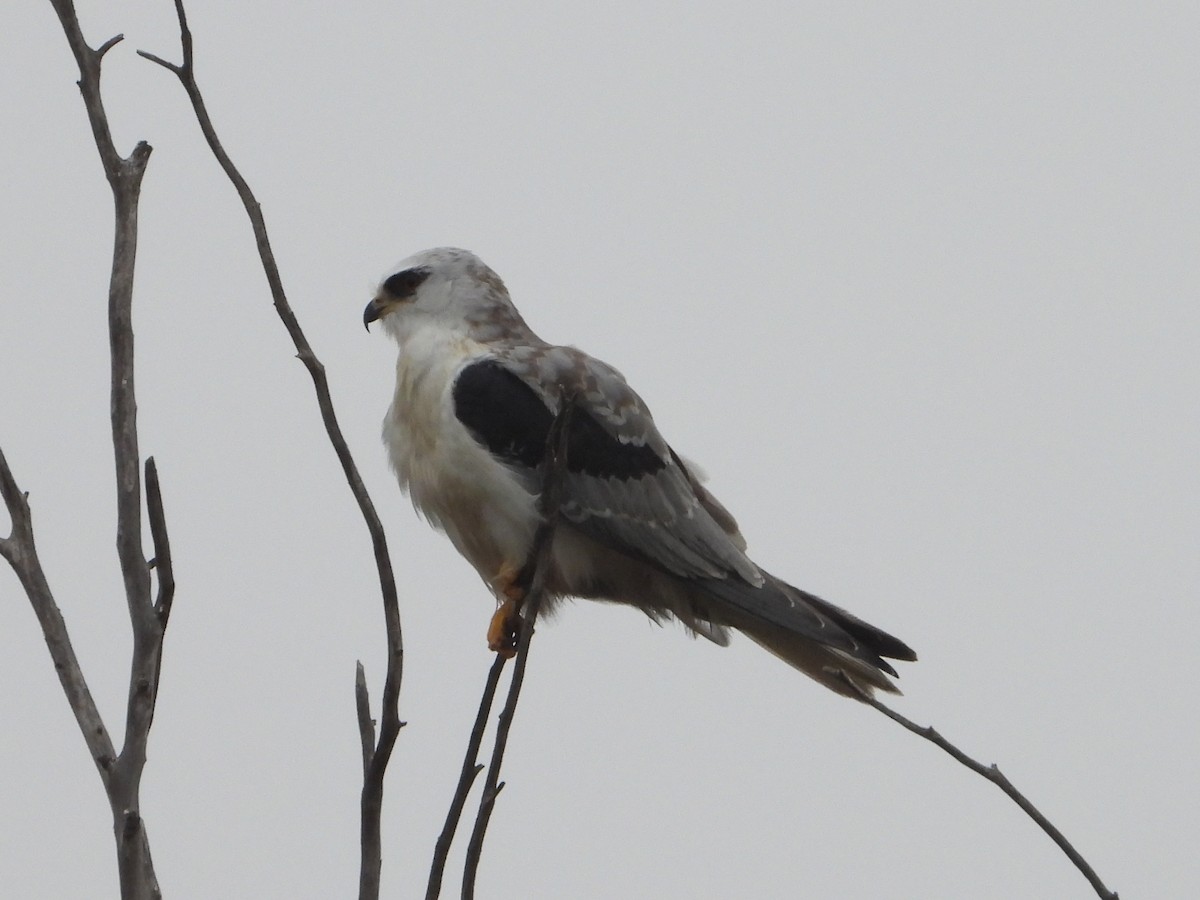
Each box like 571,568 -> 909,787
364,247 -> 529,343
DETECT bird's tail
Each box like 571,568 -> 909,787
741,625 -> 903,698
702,572 -> 917,699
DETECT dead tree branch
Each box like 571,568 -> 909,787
426,654 -> 508,900
139,4 -> 405,897
146,458 -> 175,626
0,448 -> 118,785
2,3 -> 174,897
458,401 -> 577,900
836,673 -> 1119,900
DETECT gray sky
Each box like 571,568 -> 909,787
3,3 -> 1197,898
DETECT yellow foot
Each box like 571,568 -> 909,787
488,562 -> 526,657
487,596 -> 522,658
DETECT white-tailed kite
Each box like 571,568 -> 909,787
365,247 -> 915,697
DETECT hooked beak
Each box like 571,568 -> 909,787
363,296 -> 387,331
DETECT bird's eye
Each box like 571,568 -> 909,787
383,266 -> 431,299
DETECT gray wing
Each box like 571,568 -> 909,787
452,345 -> 918,688
452,343 -> 763,586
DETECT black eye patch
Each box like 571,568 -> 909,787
382,266 -> 431,299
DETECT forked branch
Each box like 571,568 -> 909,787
426,654 -> 507,900
439,401 -> 577,900
5,3 -> 175,898
0,448 -> 117,781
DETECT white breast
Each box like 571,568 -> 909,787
383,326 -> 541,593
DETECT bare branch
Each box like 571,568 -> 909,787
355,662 -> 376,779
141,5 -> 404,897
0,447 -> 32,550
95,34 -> 125,60
145,458 -> 174,625
0,447 -> 118,779
18,4 -> 170,897
460,401 -> 577,899
426,654 -> 507,900
834,672 -> 1119,900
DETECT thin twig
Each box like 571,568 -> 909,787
355,662 -> 376,779
426,654 -> 508,900
834,671 -> 1119,900
140,5 -> 404,898
142,457 -> 173,739
145,458 -> 174,625
460,400 -> 577,900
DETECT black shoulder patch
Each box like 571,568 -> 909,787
452,360 -> 666,480
453,360 -> 551,469
382,266 -> 431,299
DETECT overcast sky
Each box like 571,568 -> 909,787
3,3 -> 1197,898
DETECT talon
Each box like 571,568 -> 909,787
488,562 -> 526,656
487,596 -> 522,657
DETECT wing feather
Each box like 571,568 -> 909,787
452,350 -> 760,586
451,348 -> 916,689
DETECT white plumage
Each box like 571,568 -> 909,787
365,247 -> 916,697
381,326 -> 539,597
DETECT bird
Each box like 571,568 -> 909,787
364,247 -> 916,698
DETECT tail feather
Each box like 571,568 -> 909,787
784,582 -> 918,664
742,626 -> 903,698
698,571 -> 916,699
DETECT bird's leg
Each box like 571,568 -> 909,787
487,561 -> 525,658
